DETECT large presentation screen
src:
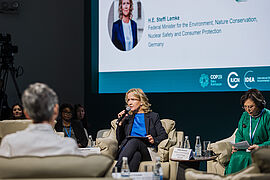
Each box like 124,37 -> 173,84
99,0 -> 270,93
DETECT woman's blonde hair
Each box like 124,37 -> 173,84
118,0 -> 133,20
125,88 -> 152,114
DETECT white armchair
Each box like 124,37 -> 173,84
207,128 -> 237,175
186,147 -> 270,180
96,119 -> 184,180
0,120 -> 32,144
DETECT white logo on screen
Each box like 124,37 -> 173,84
244,70 -> 255,89
227,72 -> 240,88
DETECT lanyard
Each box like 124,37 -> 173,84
64,126 -> 72,137
249,109 -> 264,144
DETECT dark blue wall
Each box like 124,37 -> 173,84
1,0 -> 84,106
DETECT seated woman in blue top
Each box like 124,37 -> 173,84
112,0 -> 138,51
115,88 -> 168,172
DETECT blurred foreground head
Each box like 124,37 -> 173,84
22,82 -> 59,123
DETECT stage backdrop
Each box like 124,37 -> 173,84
87,0 -> 270,143
98,0 -> 270,93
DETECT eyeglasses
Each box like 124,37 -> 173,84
243,105 -> 255,111
62,111 -> 72,115
127,98 -> 140,102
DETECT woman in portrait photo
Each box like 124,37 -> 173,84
112,0 -> 138,51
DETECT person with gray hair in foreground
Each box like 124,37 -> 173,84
0,82 -> 81,157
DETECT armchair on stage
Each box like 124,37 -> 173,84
0,119 -> 61,144
206,128 -> 237,175
0,154 -> 114,180
185,129 -> 270,180
96,119 -> 184,180
0,120 -> 32,144
185,147 -> 270,180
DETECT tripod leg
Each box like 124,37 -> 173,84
9,67 -> 22,101
0,91 -> 10,120
0,68 -> 11,120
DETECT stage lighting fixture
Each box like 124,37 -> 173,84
11,1 -> 19,10
0,0 -> 20,13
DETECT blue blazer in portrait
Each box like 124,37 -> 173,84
112,19 -> 138,51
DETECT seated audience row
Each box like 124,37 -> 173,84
55,103 -> 88,148
0,83 -> 81,156
7,102 -> 89,148
8,103 -> 88,127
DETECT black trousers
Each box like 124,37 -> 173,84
116,138 -> 152,172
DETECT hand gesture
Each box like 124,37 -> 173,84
231,146 -> 237,154
146,135 -> 154,144
117,110 -> 126,118
248,144 -> 259,151
117,110 -> 128,126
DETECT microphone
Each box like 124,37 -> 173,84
117,107 -> 131,125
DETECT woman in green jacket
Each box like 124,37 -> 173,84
225,89 -> 270,174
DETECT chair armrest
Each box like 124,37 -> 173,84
185,168 -> 224,180
96,137 -> 118,159
209,141 -> 232,166
187,164 -> 261,180
157,130 -> 180,162
158,138 -> 176,151
157,139 -> 171,162
207,160 -> 226,175
158,131 -> 183,150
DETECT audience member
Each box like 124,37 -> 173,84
9,103 -> 26,120
55,103 -> 88,148
0,83 -> 81,157
74,104 -> 89,133
225,89 -> 270,174
115,88 -> 168,172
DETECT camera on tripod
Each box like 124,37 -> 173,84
0,33 -> 21,120
0,33 -> 18,64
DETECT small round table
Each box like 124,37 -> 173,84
171,156 -> 217,180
